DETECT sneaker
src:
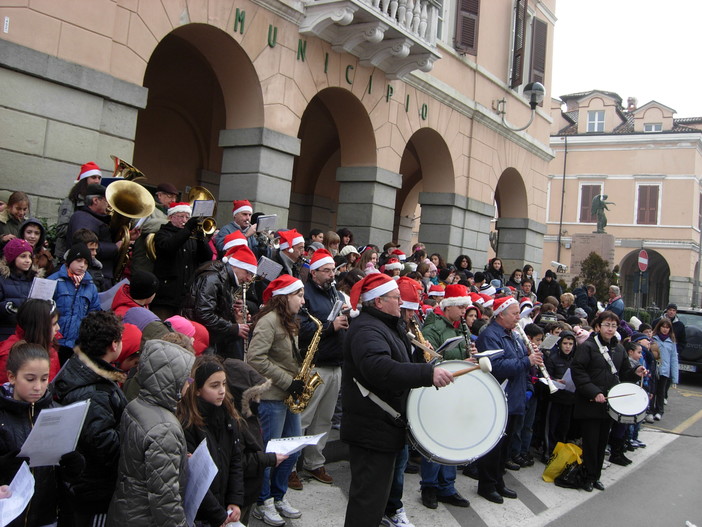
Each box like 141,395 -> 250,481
306,466 -> 333,484
288,471 -> 303,490
382,507 -> 416,527
664,398 -> 668,405
632,439 -> 646,448
275,496 -> 302,519
644,414 -> 655,423
654,413 -> 662,421
253,498 -> 285,526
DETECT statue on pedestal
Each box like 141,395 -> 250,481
591,194 -> 615,233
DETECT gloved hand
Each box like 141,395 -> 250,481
59,451 -> 85,481
287,379 -> 304,398
185,217 -> 200,231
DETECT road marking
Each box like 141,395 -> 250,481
671,407 -> 702,435
678,389 -> 702,398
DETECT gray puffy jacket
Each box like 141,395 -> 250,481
107,340 -> 195,526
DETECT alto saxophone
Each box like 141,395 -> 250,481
286,308 -> 324,413
408,317 -> 433,363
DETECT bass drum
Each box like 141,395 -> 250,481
607,382 -> 649,424
406,360 -> 508,465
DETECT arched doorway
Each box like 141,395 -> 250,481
289,87 -> 376,237
133,24 -> 263,204
620,249 -> 670,310
398,128 -> 454,252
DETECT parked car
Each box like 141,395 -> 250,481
674,308 -> 702,374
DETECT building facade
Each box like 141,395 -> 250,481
0,0 -> 554,268
545,90 -> 702,308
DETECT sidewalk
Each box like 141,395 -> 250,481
248,427 -> 674,527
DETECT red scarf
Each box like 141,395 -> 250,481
67,269 -> 85,287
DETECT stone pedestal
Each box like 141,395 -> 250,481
418,192 -> 494,264
570,233 -> 615,276
336,166 -> 402,244
495,217 -> 547,273
218,128 -> 301,227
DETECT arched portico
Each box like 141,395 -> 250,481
620,249 -> 671,309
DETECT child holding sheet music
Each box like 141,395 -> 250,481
0,342 -> 84,527
0,238 -> 39,342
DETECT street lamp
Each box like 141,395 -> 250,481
494,82 -> 546,132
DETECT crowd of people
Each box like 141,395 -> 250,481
0,166 -> 683,527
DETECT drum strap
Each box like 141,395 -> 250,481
353,377 -> 402,421
595,335 -> 619,376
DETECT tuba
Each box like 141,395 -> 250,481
187,186 -> 217,236
286,308 -> 324,413
111,155 -> 147,183
105,179 -> 156,279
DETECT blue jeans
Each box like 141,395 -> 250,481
420,458 -> 457,497
386,445 -> 409,515
258,400 -> 302,501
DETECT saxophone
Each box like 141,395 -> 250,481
286,308 -> 324,413
408,316 -> 433,363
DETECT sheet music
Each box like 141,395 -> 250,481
0,463 -> 34,526
28,277 -> 57,301
266,433 -> 326,456
184,439 -> 218,527
328,299 -> 344,321
256,214 -> 277,232
540,333 -> 561,350
257,256 -> 283,281
191,199 -> 215,218
436,336 -> 464,355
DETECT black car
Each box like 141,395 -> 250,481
674,309 -> 702,374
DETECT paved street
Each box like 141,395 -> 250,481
250,373 -> 702,527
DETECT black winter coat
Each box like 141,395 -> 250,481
152,222 -> 212,310
0,385 -> 58,527
544,348 -> 575,405
571,333 -> 638,420
183,400 -> 245,526
0,259 -> 40,341
51,349 -> 127,512
298,280 -> 345,367
536,278 -> 562,303
572,287 -> 597,318
182,261 -> 245,359
341,307 -> 434,453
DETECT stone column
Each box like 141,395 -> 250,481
336,167 -> 402,244
218,127 -> 301,227
418,192 -> 493,264
495,217 -> 547,272
669,275 -> 693,307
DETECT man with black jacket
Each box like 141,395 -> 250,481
181,245 -> 257,360
292,249 -> 348,488
341,274 -> 453,527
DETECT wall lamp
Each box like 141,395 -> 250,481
493,82 -> 546,132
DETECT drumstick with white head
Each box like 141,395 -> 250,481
452,357 -> 492,378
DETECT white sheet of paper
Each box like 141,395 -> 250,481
473,349 -> 504,359
0,462 -> 35,526
18,400 -> 90,467
265,433 -> 327,456
192,200 -> 215,218
98,278 -> 128,311
436,336 -> 464,355
257,256 -> 283,282
540,333 -> 561,350
134,216 -> 147,229
28,277 -> 57,301
184,439 -> 219,527
562,368 -> 576,393
255,214 -> 277,232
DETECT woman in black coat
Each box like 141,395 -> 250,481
571,311 -> 645,491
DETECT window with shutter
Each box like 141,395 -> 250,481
510,0 -> 528,88
455,0 -> 479,55
530,17 -> 547,85
580,184 -> 601,223
637,185 -> 659,225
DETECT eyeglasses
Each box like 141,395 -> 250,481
315,267 -> 335,274
600,323 -> 618,329
381,294 -> 402,302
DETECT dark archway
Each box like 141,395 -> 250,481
620,249 -> 670,310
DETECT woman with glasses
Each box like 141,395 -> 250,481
571,311 -> 646,492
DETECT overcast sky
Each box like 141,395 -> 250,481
552,0 -> 702,118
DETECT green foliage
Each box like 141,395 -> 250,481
575,252 -> 618,303
622,307 -> 651,326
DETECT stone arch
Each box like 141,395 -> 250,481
133,23 -> 264,191
289,87 -> 377,233
619,249 -> 671,309
494,168 -> 528,219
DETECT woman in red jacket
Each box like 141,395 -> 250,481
0,299 -> 60,383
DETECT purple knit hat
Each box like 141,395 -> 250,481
2,238 -> 33,265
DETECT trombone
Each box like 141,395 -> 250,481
187,186 -> 217,236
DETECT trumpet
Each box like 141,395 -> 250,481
513,323 -> 558,394
187,186 -> 217,236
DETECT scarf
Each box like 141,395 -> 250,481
67,269 -> 84,287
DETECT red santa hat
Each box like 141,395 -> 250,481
263,275 -> 304,303
279,229 -> 305,252
397,276 -> 422,311
77,161 -> 101,181
222,245 -> 258,274
469,292 -> 484,305
167,202 -> 192,216
349,273 -> 399,317
440,284 -> 472,309
383,257 -> 403,271
309,248 -> 335,270
232,200 -> 253,216
428,284 -> 445,297
390,249 -> 407,261
480,294 -> 494,308
222,231 -> 247,251
493,296 -> 517,316
519,297 -> 534,319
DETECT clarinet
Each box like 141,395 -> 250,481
460,316 -> 472,357
514,323 -> 558,394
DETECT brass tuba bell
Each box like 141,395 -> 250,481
187,186 -> 218,236
111,155 -> 147,183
